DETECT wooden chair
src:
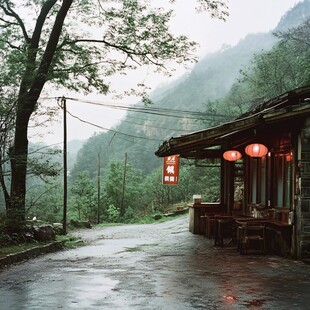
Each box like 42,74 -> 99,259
239,223 -> 266,255
205,215 -> 216,239
214,216 -> 236,247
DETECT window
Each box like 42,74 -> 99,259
260,157 -> 266,204
273,153 -> 292,209
248,152 -> 292,209
276,156 -> 284,207
249,157 -> 267,205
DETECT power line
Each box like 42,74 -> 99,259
107,131 -> 157,147
53,96 -> 234,121
110,115 -> 201,132
66,109 -> 163,142
28,142 -> 63,155
50,96 -> 234,144
123,113 -> 201,126
42,96 -> 203,127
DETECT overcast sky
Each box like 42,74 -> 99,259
31,0 -> 299,146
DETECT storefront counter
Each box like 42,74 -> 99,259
189,203 -> 225,235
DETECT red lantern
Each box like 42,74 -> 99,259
223,150 -> 242,161
245,143 -> 268,158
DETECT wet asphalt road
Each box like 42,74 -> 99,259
0,215 -> 310,310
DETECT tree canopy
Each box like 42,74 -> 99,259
0,0 -> 228,232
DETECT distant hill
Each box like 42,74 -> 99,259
67,139 -> 85,170
275,0 -> 310,31
71,0 -> 310,180
154,32 -> 276,112
27,139 -> 84,172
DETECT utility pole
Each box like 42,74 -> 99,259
62,97 -> 67,234
97,153 -> 101,224
121,152 -> 127,217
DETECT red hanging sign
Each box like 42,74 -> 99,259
163,155 -> 180,185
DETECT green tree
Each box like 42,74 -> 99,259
71,171 -> 96,222
141,168 -> 171,212
0,0 -> 228,232
239,18 -> 310,101
26,178 -> 63,223
104,162 -> 123,217
140,162 -> 221,213
104,160 -> 143,222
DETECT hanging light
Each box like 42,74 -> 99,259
245,143 -> 268,158
223,150 -> 242,161
285,151 -> 293,162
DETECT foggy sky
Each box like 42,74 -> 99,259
30,0 -> 299,146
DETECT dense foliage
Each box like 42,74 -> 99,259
0,0 -> 227,232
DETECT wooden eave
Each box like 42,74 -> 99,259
155,87 -> 310,159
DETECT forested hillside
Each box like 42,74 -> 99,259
71,31 -> 276,179
71,0 -> 310,180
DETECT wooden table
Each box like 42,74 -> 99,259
233,217 -> 293,256
234,218 -> 268,254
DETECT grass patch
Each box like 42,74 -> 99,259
56,235 -> 84,249
95,222 -> 125,228
0,235 -> 84,259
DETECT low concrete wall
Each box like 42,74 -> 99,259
0,241 -> 63,269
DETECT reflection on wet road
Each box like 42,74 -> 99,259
1,215 -> 310,309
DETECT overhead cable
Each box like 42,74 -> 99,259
63,97 -> 234,121
66,109 -> 163,142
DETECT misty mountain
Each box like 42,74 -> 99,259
275,0 -> 310,31
27,139 -> 85,174
67,139 -> 85,170
71,0 -> 310,180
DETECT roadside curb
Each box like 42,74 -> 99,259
152,208 -> 189,220
0,241 -> 64,270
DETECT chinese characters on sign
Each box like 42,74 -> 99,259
163,155 -> 180,185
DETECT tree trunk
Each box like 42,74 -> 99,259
7,0 -> 74,233
8,107 -> 30,232
0,153 -> 11,210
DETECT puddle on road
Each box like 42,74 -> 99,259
52,266 -> 120,307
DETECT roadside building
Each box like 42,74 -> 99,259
155,85 -> 310,260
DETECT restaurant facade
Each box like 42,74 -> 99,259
155,85 -> 310,260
